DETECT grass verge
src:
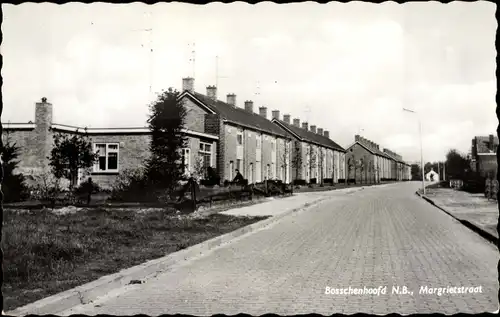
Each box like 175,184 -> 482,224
2,207 -> 268,311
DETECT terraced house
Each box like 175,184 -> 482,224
2,97 -> 219,189
345,135 -> 411,183
178,77 -> 293,184
271,115 -> 346,183
470,134 -> 498,178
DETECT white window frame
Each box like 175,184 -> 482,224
199,141 -> 213,168
237,130 -> 243,146
93,143 -> 119,173
182,148 -> 191,175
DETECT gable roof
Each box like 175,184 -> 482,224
272,119 -> 345,152
345,141 -> 375,154
474,135 -> 499,154
180,91 -> 291,138
345,141 -> 410,165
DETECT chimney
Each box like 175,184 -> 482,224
244,100 -> 254,113
283,114 -> 291,124
272,110 -> 280,120
323,130 -> 330,139
34,97 -> 54,173
302,122 -> 309,130
489,134 -> 495,151
226,94 -> 236,106
317,128 -> 323,135
293,118 -> 300,127
310,125 -> 317,133
355,135 -> 360,142
182,77 -> 195,92
259,106 -> 268,119
206,86 -> 217,100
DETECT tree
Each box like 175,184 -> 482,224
318,148 -> 325,185
411,163 -> 422,181
145,88 -> 188,194
357,158 -> 365,184
307,145 -> 317,183
48,129 -> 98,190
1,136 -> 29,202
279,139 -> 292,183
347,157 -> 355,182
445,149 -> 471,180
191,156 -> 205,182
291,141 -> 303,181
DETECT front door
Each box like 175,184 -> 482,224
249,163 -> 254,184
256,161 -> 261,183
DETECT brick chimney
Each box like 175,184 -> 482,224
489,134 -> 495,151
226,94 -> 236,106
182,77 -> 195,92
283,114 -> 291,124
355,135 -> 361,142
323,130 -> 330,139
34,97 -> 54,173
272,110 -> 280,120
206,86 -> 217,100
310,125 -> 316,133
317,128 -> 323,135
259,106 -> 268,119
302,122 -> 309,130
244,100 -> 254,113
293,118 -> 300,127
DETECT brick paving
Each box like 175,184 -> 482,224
61,182 -> 498,315
424,188 -> 498,239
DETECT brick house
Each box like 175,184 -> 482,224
271,115 -> 346,183
2,98 -> 219,189
178,77 -> 293,184
471,134 -> 498,178
345,135 -> 411,183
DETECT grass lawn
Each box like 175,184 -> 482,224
2,206 -> 268,311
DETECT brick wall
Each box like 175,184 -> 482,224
346,143 -> 376,183
244,129 -> 258,182
204,113 -> 224,181
182,98 -> 209,133
477,155 -> 497,178
2,129 -> 39,176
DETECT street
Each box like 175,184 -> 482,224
61,182 -> 498,315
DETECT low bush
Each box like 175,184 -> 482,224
323,178 -> 333,184
109,168 -> 157,202
337,178 -> 345,183
309,178 -> 317,184
293,179 -> 307,186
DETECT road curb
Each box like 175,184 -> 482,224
415,191 -> 498,245
7,194 -> 333,316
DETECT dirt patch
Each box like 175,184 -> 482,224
2,208 -> 268,311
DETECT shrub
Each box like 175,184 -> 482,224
109,168 -> 155,202
323,178 -> 333,184
1,140 -> 29,202
293,179 -> 307,186
29,171 -> 62,205
337,178 -> 345,183
309,178 -> 317,184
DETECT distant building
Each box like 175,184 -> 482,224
471,134 -> 498,178
271,116 -> 346,183
344,135 -> 411,183
425,168 -> 439,182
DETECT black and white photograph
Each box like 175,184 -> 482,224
1,1 -> 498,315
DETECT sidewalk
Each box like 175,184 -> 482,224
419,188 -> 498,243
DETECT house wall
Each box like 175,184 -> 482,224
182,98 -> 209,133
477,155 -> 497,178
346,144 -> 376,183
2,129 -> 40,175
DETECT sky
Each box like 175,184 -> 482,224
1,1 -> 497,163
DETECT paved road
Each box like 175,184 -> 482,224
61,182 -> 499,315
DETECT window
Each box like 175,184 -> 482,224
236,159 -> 242,172
229,161 -> 234,180
199,142 -> 212,173
181,148 -> 191,174
94,143 -> 119,172
237,131 -> 243,145
267,164 -> 271,179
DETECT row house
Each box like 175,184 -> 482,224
272,115 -> 346,183
2,98 -> 219,189
345,135 -> 411,183
471,134 -> 498,179
178,78 -> 293,183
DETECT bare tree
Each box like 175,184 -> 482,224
318,148 -> 325,185
291,141 -> 303,181
306,145 -> 318,183
279,139 -> 292,183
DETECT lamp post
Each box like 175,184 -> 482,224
403,108 -> 426,195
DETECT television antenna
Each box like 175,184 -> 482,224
216,55 -> 229,89
188,42 -> 196,78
